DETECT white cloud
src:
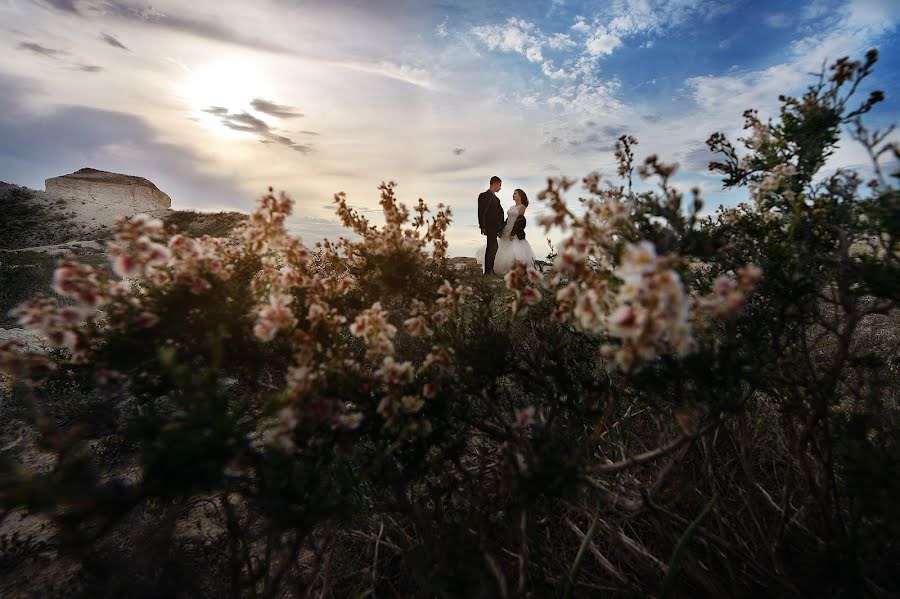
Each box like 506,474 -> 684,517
336,60 -> 433,89
546,32 -> 577,50
471,17 -> 546,64
802,0 -> 831,20
471,17 -> 581,70
525,45 -> 544,62
585,26 -> 622,56
594,0 -> 740,40
846,0 -> 900,31
542,60 -> 574,80
435,16 -> 449,38
766,13 -> 791,28
571,17 -> 591,34
547,80 -> 624,116
549,0 -> 566,15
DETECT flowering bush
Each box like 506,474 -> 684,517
0,51 -> 897,597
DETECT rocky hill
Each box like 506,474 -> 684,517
46,167 -> 172,210
0,169 -> 246,330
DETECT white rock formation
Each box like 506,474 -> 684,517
45,167 -> 171,211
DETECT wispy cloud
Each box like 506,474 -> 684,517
18,39 -> 104,73
18,42 -> 65,58
250,98 -> 304,119
83,2 -> 294,54
204,107 -> 312,153
333,60 -> 433,89
100,32 -> 129,51
766,13 -> 791,28
32,0 -> 81,15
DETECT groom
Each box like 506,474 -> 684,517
477,176 -> 504,275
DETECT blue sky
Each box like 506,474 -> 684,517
0,0 -> 898,257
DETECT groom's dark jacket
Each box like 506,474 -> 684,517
509,215 -> 526,240
478,190 -> 503,235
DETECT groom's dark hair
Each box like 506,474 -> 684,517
490,176 -> 502,185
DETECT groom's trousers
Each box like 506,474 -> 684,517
484,232 -> 499,275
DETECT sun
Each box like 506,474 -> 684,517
178,61 -> 274,135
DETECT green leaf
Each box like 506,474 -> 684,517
563,511 -> 600,599
661,496 -> 717,599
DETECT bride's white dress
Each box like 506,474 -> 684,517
476,205 -> 537,274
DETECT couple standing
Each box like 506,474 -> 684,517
475,176 -> 536,275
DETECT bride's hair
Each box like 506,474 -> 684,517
515,189 -> 529,208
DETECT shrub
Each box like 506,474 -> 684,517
0,186 -> 82,250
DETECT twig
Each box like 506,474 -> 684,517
372,521 -> 384,586
483,550 -> 509,599
588,429 -> 700,473
614,525 -> 668,574
517,510 -> 529,594
346,529 -> 402,554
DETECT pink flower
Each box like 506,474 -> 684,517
254,321 -> 277,342
515,406 -> 536,428
404,315 -> 432,337
713,276 -> 736,297
190,278 -> 212,295
504,269 -> 521,290
620,241 -> 657,277
307,302 -> 328,327
376,356 -> 414,386
134,311 -> 160,329
607,305 -> 643,338
113,254 -> 140,278
573,288 -> 604,332
59,306 -> 87,325
737,264 -> 763,289
437,280 -> 454,297
349,302 -> 398,358
337,276 -> 356,294
335,412 -> 364,430
521,287 -> 542,305
377,396 -> 398,419
400,395 -> 425,414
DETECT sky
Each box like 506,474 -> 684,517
1,0 -> 898,258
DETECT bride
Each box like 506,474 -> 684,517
476,188 -> 536,275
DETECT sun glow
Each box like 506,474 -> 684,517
178,61 -> 275,136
